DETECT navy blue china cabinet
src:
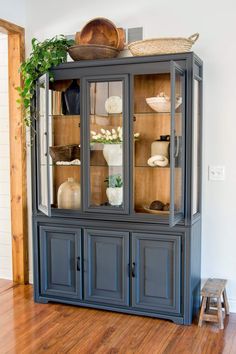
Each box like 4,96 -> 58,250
32,52 -> 203,325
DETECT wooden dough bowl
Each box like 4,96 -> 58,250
75,17 -> 125,50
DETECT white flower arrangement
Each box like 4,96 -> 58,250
91,126 -> 140,144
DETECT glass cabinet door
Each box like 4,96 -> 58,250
37,74 -> 82,214
133,62 -> 185,226
37,74 -> 51,216
83,76 -> 129,213
169,62 -> 185,226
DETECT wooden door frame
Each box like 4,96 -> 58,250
0,19 -> 28,284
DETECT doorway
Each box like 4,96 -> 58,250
0,18 -> 28,284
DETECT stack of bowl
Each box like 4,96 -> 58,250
68,18 -> 125,61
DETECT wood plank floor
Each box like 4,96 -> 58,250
0,280 -> 236,354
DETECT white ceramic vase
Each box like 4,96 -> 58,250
106,187 -> 123,206
103,144 -> 122,166
57,177 -> 81,209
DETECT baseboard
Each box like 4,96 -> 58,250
229,298 -> 236,313
0,269 -> 12,280
28,270 -> 33,284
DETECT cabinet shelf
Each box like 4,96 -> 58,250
134,111 -> 181,116
90,164 -> 122,167
135,165 -> 169,169
90,113 -> 122,118
90,163 -> 170,170
50,114 -> 80,119
90,164 -> 169,169
43,163 -> 170,168
41,164 -> 81,167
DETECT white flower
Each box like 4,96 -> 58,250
90,126 -> 126,144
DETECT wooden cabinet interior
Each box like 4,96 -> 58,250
90,114 -> 123,206
49,73 -> 182,211
134,74 -> 171,213
51,114 -> 81,207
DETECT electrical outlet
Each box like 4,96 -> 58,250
208,165 -> 225,181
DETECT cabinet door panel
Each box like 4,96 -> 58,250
36,74 -> 51,216
132,233 -> 181,314
39,226 -> 82,299
82,75 -> 129,214
169,61 -> 186,226
84,229 -> 129,306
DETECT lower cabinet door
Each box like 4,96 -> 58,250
39,225 -> 82,299
132,233 -> 181,314
84,229 -> 129,306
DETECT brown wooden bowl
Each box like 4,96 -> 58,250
68,44 -> 119,61
76,27 -> 125,51
134,206 -> 169,214
117,28 -> 125,51
78,17 -> 119,48
49,80 -> 73,92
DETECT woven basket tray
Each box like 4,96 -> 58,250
128,33 -> 199,56
49,144 -> 80,162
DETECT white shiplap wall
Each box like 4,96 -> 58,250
0,33 -> 12,280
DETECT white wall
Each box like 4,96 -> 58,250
0,0 -> 26,28
0,33 -> 12,280
24,0 -> 236,310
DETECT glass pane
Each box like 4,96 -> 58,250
172,69 -> 184,217
38,80 -> 49,210
89,81 -> 124,209
133,74 -> 172,215
192,79 -> 200,215
48,79 -> 81,210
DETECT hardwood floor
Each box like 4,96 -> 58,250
0,280 -> 236,354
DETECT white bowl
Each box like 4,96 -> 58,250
146,95 -> 182,113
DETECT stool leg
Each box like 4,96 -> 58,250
217,297 -> 224,330
198,296 -> 207,327
206,297 -> 211,312
223,289 -> 230,315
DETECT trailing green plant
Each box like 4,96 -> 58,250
104,174 -> 123,188
17,35 -> 75,126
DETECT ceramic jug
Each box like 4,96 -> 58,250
57,178 -> 81,209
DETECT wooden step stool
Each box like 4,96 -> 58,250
198,278 -> 229,329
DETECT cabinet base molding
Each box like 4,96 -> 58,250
36,298 -> 49,304
36,295 -> 185,325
